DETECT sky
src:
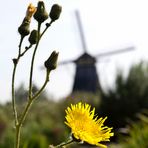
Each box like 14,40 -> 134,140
1,0 -> 148,103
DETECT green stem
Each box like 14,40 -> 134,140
52,139 -> 74,148
20,44 -> 32,57
15,69 -> 50,148
14,19 -> 53,148
15,23 -> 42,148
12,63 -> 19,126
28,21 -> 53,98
12,36 -> 24,148
15,99 -> 33,148
12,36 -> 24,126
28,23 -> 41,98
15,125 -> 21,148
18,99 -> 33,127
32,69 -> 50,100
40,20 -> 53,39
18,36 -> 24,55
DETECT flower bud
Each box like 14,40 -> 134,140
44,51 -> 59,70
18,18 -> 30,37
34,1 -> 48,23
18,3 -> 36,37
28,30 -> 38,45
25,3 -> 36,21
49,4 -> 62,21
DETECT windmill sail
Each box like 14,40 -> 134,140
75,10 -> 88,53
95,46 -> 135,58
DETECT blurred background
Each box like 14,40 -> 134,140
0,0 -> 148,147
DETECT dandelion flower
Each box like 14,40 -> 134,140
65,102 -> 114,148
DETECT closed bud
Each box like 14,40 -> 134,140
28,30 -> 38,44
44,51 -> 59,70
18,3 -> 36,37
18,18 -> 30,37
34,1 -> 48,23
49,4 -> 62,21
25,3 -> 36,21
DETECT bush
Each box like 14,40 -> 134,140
119,111 -> 148,148
98,62 -> 148,130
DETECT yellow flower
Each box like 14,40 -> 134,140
25,3 -> 36,20
65,102 -> 114,148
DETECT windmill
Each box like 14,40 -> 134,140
59,10 -> 135,93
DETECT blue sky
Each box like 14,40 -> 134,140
1,0 -> 148,103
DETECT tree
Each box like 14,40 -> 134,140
98,62 -> 148,129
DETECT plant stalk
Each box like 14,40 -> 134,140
28,23 -> 41,98
49,139 -> 74,148
15,69 -> 49,148
14,19 -> 53,148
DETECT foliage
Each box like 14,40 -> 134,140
1,61 -> 148,147
0,99 -> 69,148
98,62 -> 148,130
110,111 -> 148,148
121,113 -> 148,148
0,92 -> 101,148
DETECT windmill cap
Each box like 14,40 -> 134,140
74,53 -> 96,65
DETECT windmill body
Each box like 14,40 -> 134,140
73,52 -> 101,92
